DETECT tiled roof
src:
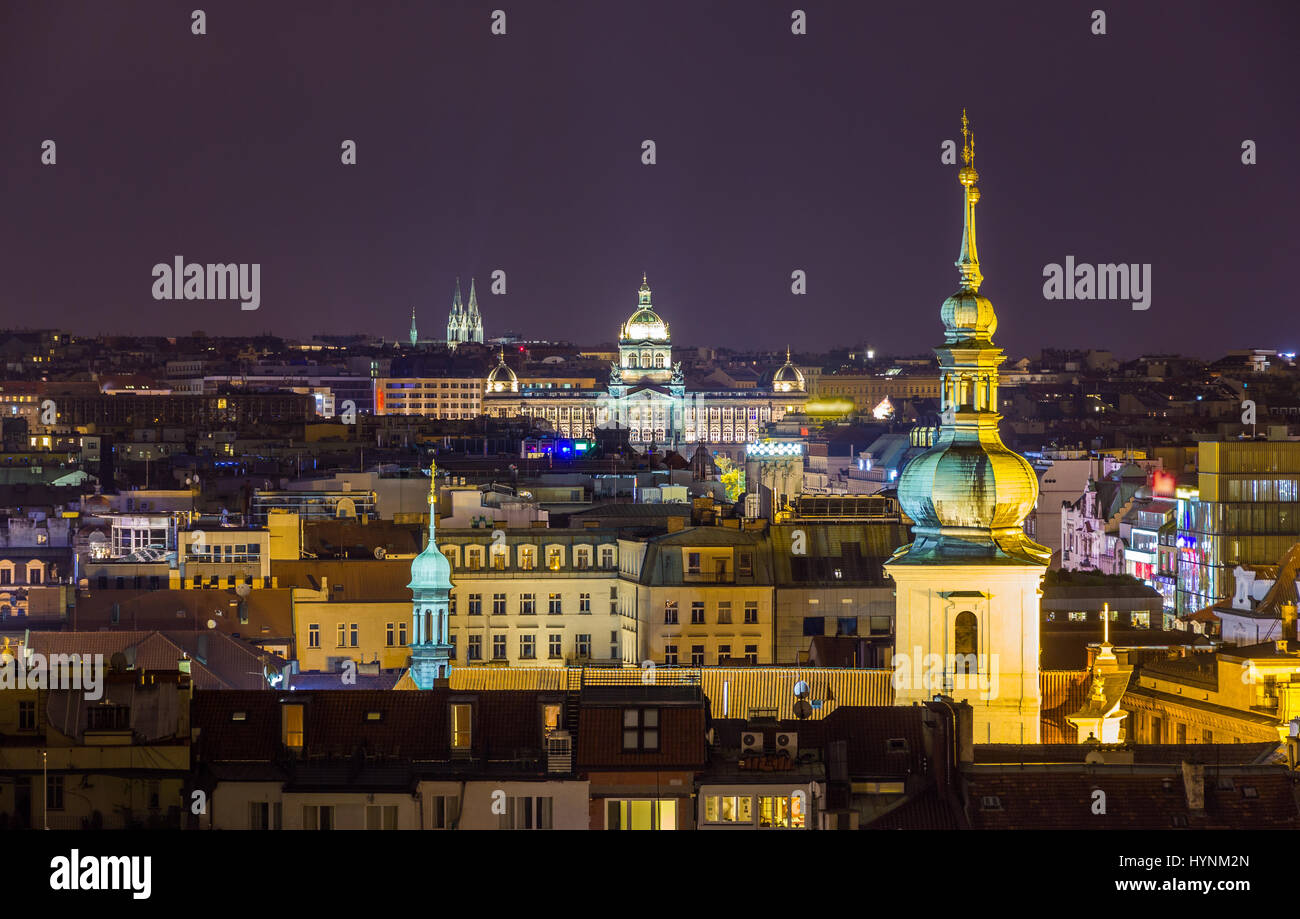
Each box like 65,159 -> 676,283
28,630 -> 281,690
272,559 -> 413,600
71,588 -> 294,639
1040,670 -> 1090,743
975,742 -> 1282,766
821,706 -> 928,775
966,769 -> 1300,829
865,786 -> 966,830
576,704 -> 707,770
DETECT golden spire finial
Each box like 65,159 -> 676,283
961,109 -> 971,165
428,457 -> 437,505
786,345 -> 792,362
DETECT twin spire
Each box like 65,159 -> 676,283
445,277 -> 485,347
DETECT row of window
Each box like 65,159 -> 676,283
444,544 -> 617,570
665,600 -> 760,624
663,644 -> 760,665
308,623 -> 614,661
458,592 -> 601,616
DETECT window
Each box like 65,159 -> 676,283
606,799 -> 677,830
468,593 -> 483,615
546,546 -> 563,570
303,805 -> 334,830
837,616 -> 857,636
576,634 -> 592,658
717,601 -> 732,624
579,592 -> 591,613
430,795 -> 459,829
1068,611 -> 1088,622
744,601 -> 759,624
450,703 -> 472,750
308,624 -> 320,648
448,594 -> 457,616
622,708 -> 660,751
492,634 -> 508,660
281,703 -> 305,753
664,600 -> 678,625
549,633 -> 563,658
758,795 -> 805,829
690,602 -> 705,625
691,645 -> 705,666
520,634 -> 536,659
954,611 -> 978,656
519,546 -> 537,570
18,701 -> 36,731
490,545 -> 507,569
336,623 -> 346,647
500,796 -> 554,830
738,552 -> 753,576
520,594 -> 536,615
744,645 -> 758,664
869,616 -> 891,636
664,644 -> 678,665
717,644 -> 731,664
704,795 -> 753,824
803,616 -> 824,637
687,552 -> 701,574
398,622 -> 408,645
46,775 -> 64,811
248,801 -> 281,830
548,593 -> 563,614
349,624 -> 359,647
468,635 -> 483,661
366,805 -> 399,830
386,623 -> 396,646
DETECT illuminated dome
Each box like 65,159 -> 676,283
621,275 -> 670,341
486,349 -> 518,393
773,347 -> 805,392
898,438 -> 1040,531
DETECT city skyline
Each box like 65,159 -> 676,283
2,1 -> 1297,357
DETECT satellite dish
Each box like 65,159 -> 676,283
206,619 -> 217,630
109,652 -> 129,672
793,680 -> 810,699
235,583 -> 252,598
793,700 -> 813,720
374,546 -> 387,560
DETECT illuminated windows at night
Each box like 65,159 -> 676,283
450,703 -> 472,751
664,600 -> 678,624
702,794 -> 805,828
548,593 -> 563,614
606,799 -> 676,830
281,703 -> 304,753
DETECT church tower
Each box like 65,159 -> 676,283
467,279 -> 484,344
407,460 -> 454,687
409,306 -> 418,346
885,112 -> 1049,743
446,278 -> 465,348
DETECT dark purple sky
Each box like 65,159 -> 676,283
2,0 -> 1297,359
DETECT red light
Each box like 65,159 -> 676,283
800,428 -> 808,436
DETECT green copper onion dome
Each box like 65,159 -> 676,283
893,111 -> 1048,566
408,462 -> 452,590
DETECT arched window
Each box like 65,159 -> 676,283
954,611 -> 978,655
627,354 -> 639,369
654,354 -> 665,368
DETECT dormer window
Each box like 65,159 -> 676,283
622,708 -> 659,751
282,703 -> 304,754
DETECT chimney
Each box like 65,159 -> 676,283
666,516 -> 686,533
1281,602 -> 1297,643
1181,762 -> 1205,812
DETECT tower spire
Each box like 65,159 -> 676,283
409,306 -> 418,346
956,108 -> 983,292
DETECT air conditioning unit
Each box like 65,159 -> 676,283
546,730 -> 573,774
740,731 -> 764,754
775,732 -> 798,757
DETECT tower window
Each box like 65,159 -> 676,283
954,611 -> 978,656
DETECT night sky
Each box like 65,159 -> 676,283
2,0 -> 1296,358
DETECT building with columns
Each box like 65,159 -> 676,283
885,113 -> 1050,744
483,277 -> 808,454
